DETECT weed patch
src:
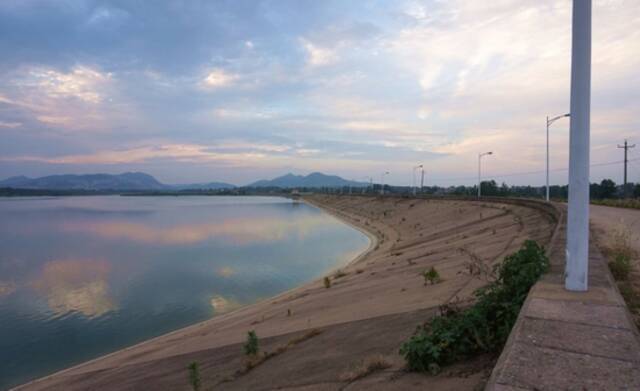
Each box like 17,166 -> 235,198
400,240 -> 548,373
244,330 -> 259,356
423,267 -> 441,285
340,354 -> 392,382
609,254 -> 632,280
187,361 -> 201,391
333,269 -> 347,279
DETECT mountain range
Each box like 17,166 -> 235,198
0,172 -> 367,191
248,172 -> 367,188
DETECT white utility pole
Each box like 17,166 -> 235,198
546,113 -> 570,202
380,171 -> 389,195
566,0 -> 591,292
420,167 -> 425,194
478,152 -> 493,198
412,164 -> 423,196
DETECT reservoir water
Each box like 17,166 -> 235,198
0,196 -> 369,389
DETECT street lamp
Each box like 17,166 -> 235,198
478,152 -> 493,198
412,164 -> 423,196
566,0 -> 591,292
380,171 -> 389,195
546,113 -> 570,201
362,176 -> 372,194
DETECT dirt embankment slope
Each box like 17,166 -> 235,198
18,196 -> 556,391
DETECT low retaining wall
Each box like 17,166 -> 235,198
485,203 -> 640,390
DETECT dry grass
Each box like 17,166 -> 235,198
604,227 -> 638,260
592,198 -> 640,210
223,329 -> 324,384
603,226 -> 640,327
340,354 -> 392,382
333,269 -> 348,279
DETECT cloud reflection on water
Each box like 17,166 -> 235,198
61,214 -> 336,245
216,266 -> 235,278
210,295 -> 241,314
32,259 -> 116,318
0,281 -> 17,297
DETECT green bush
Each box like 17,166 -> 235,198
423,267 -> 441,285
244,330 -> 259,356
400,240 -> 548,372
324,276 -> 331,288
187,361 -> 201,391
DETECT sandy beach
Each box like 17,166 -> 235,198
16,195 -> 557,391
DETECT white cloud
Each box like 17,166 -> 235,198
300,38 -> 338,66
201,68 -> 239,89
0,120 -> 21,128
27,65 -> 113,103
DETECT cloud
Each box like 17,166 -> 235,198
1,64 -> 122,130
301,38 -> 338,66
1,144 -> 266,165
24,65 -> 113,103
0,120 -> 21,128
0,0 -> 638,185
201,68 -> 239,89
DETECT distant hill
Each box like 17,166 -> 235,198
169,182 -> 236,190
0,171 -> 364,191
248,172 -> 367,188
0,172 -> 235,191
0,172 -> 167,191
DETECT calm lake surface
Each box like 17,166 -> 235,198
0,196 -> 369,389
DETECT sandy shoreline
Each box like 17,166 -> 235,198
17,195 -> 558,390
13,196 -> 379,390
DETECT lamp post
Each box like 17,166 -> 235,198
566,0 -> 591,292
546,113 -> 570,201
412,164 -> 423,196
380,171 -> 389,195
478,152 -> 493,198
362,176 -> 372,194
420,166 -> 425,194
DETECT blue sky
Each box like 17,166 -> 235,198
0,0 -> 638,186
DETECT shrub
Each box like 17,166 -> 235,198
187,361 -> 201,391
244,330 -> 259,356
423,267 -> 441,285
324,276 -> 331,288
400,240 -> 548,372
609,254 -> 632,280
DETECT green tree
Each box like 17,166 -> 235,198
480,180 -> 499,196
599,179 -> 617,199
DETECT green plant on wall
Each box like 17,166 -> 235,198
401,240 -> 549,373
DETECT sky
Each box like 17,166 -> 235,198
0,0 -> 638,187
